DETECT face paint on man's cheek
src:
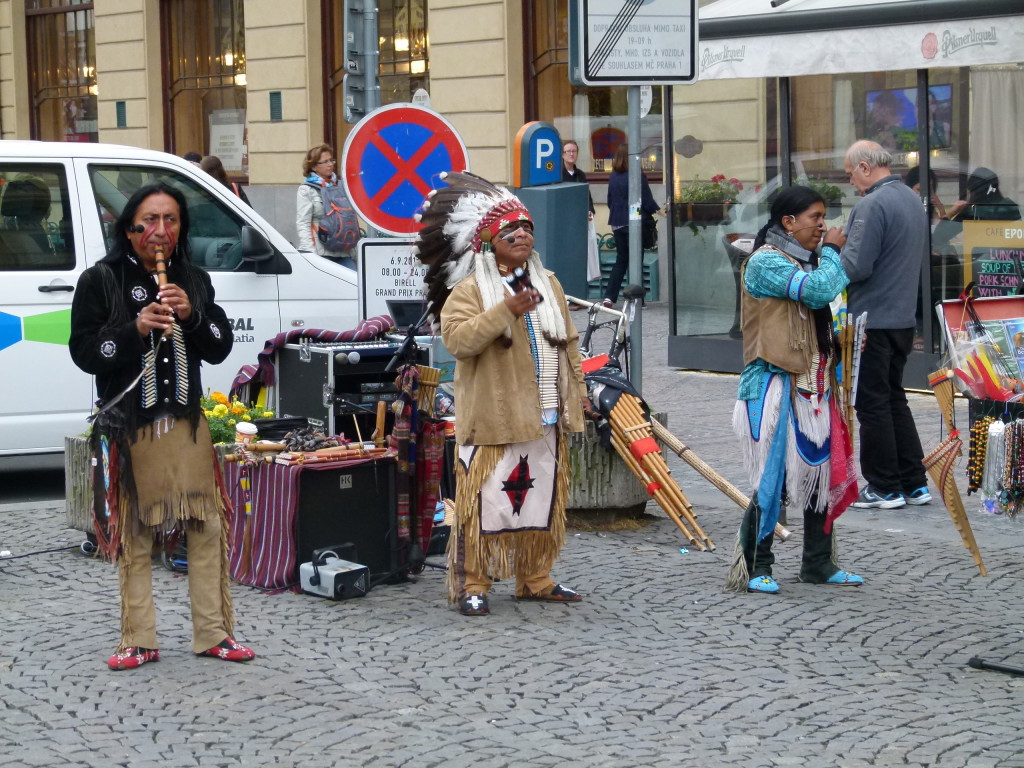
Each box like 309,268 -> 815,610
138,225 -> 178,253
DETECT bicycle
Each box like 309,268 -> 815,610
566,283 -> 647,379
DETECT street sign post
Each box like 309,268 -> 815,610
571,0 -> 698,86
343,0 -> 380,123
340,104 -> 470,238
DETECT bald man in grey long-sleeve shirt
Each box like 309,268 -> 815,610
842,140 -> 931,510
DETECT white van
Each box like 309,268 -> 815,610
1,141 -> 359,457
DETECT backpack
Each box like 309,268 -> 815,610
306,181 -> 359,252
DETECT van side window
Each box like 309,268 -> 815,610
89,165 -> 249,272
0,164 -> 75,271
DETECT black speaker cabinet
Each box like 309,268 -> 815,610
295,459 -> 403,584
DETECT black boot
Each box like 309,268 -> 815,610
741,500 -> 775,578
799,505 -> 839,583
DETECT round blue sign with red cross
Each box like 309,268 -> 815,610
341,104 -> 470,237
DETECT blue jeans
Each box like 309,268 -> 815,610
853,328 -> 927,494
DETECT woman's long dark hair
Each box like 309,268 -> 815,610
611,143 -> 629,174
752,185 -> 824,252
751,184 -> 834,359
199,155 -> 230,187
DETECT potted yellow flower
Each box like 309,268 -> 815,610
201,390 -> 275,444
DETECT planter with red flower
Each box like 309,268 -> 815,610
676,174 -> 743,228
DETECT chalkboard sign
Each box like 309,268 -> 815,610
964,221 -> 1024,298
972,246 -> 1024,297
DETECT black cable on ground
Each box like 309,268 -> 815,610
0,544 -> 80,561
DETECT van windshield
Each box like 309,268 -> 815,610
89,165 -> 248,271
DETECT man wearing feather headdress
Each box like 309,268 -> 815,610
414,172 -> 591,616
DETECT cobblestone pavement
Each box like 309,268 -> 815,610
3,302 -> 1023,768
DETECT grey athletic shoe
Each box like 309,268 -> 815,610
852,484 -> 906,509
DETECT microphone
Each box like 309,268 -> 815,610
968,656 -> 1024,676
129,224 -> 145,233
384,307 -> 430,373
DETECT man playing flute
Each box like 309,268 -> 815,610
70,182 -> 255,669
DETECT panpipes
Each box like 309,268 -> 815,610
922,436 -> 987,576
608,393 -> 715,551
924,367 -> 987,576
837,311 -> 867,436
838,322 -> 855,433
928,368 -> 957,434
416,365 -> 441,416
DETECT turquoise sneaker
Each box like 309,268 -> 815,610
905,486 -> 932,505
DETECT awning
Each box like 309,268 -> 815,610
697,0 -> 1024,80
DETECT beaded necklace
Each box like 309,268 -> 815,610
967,415 -> 994,494
998,419 -> 1024,517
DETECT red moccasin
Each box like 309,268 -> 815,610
107,647 -> 160,671
198,637 -> 256,662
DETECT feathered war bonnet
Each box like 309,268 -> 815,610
412,171 -> 567,347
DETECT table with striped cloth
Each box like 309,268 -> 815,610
225,460 -> 303,589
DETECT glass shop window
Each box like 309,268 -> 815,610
26,0 -> 98,143
164,0 -> 248,180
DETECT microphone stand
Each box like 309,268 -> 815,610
382,306 -> 440,578
384,307 -> 432,373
